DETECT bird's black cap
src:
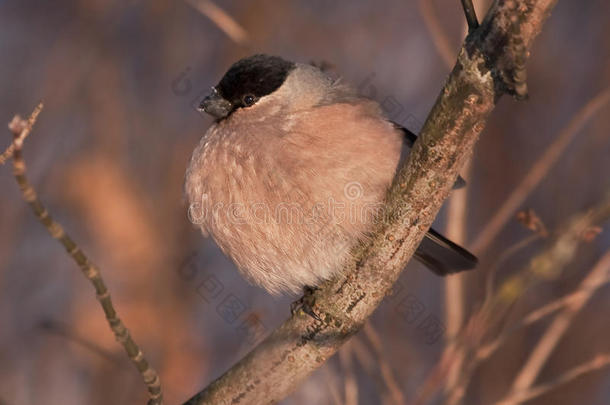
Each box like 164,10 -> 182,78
199,54 -> 296,120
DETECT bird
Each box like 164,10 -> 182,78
185,54 -> 477,296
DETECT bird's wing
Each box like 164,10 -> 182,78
415,227 -> 478,276
391,121 -> 418,147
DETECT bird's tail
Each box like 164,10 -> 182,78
414,227 -> 478,276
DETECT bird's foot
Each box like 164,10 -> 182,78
290,286 -> 322,321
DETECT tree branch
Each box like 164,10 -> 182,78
461,0 -> 480,31
408,197 -> 610,405
494,353 -> 610,405
443,197 -> 610,405
476,250 -> 610,363
507,249 -> 610,400
1,104 -> 42,165
185,0 -> 250,47
471,87 -> 610,253
184,1 -> 559,403
418,0 -> 457,68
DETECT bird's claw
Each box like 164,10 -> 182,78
290,286 -> 322,321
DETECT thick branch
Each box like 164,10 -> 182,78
185,1 -> 559,404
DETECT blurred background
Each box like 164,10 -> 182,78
1,0 -> 609,404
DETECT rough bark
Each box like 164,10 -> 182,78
184,1 -> 559,404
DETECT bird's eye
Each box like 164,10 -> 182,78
242,94 -> 256,106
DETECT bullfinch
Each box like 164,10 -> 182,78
185,54 -> 477,295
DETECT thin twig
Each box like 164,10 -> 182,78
483,233 -> 542,309
444,231 -> 541,400
350,337 -> 384,403
477,267 -> 610,362
443,162 -> 471,395
415,233 -> 539,405
471,88 -> 610,253
7,104 -> 163,405
418,0 -> 456,68
362,323 -> 406,405
410,346 -> 457,405
321,363 -> 344,405
505,250 -> 610,400
1,104 -> 43,165
339,344 -> 359,405
520,275 -> 610,325
461,0 -> 480,31
185,0 -> 250,46
444,196 -> 610,405
493,353 -> 610,405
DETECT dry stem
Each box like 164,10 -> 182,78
6,103 -> 163,405
471,88 -> 610,253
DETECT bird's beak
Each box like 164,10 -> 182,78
198,87 -> 233,119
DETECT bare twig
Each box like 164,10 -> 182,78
418,0 -> 456,68
1,104 -> 42,165
476,272 -> 610,361
493,353 -> 610,405
185,0 -> 250,46
7,104 -> 163,405
184,2 -> 559,403
487,197 -> 610,332
362,323 -> 406,405
350,335 -> 399,405
471,88 -> 610,253
444,196 -> 610,405
461,0 -> 480,31
443,162 -> 471,395
339,344 -> 359,405
410,346 -> 457,405
321,363 -> 344,405
483,233 -> 543,309
516,209 -> 549,237
520,275 -> 610,325
505,250 -> 610,400
444,231 -> 541,401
